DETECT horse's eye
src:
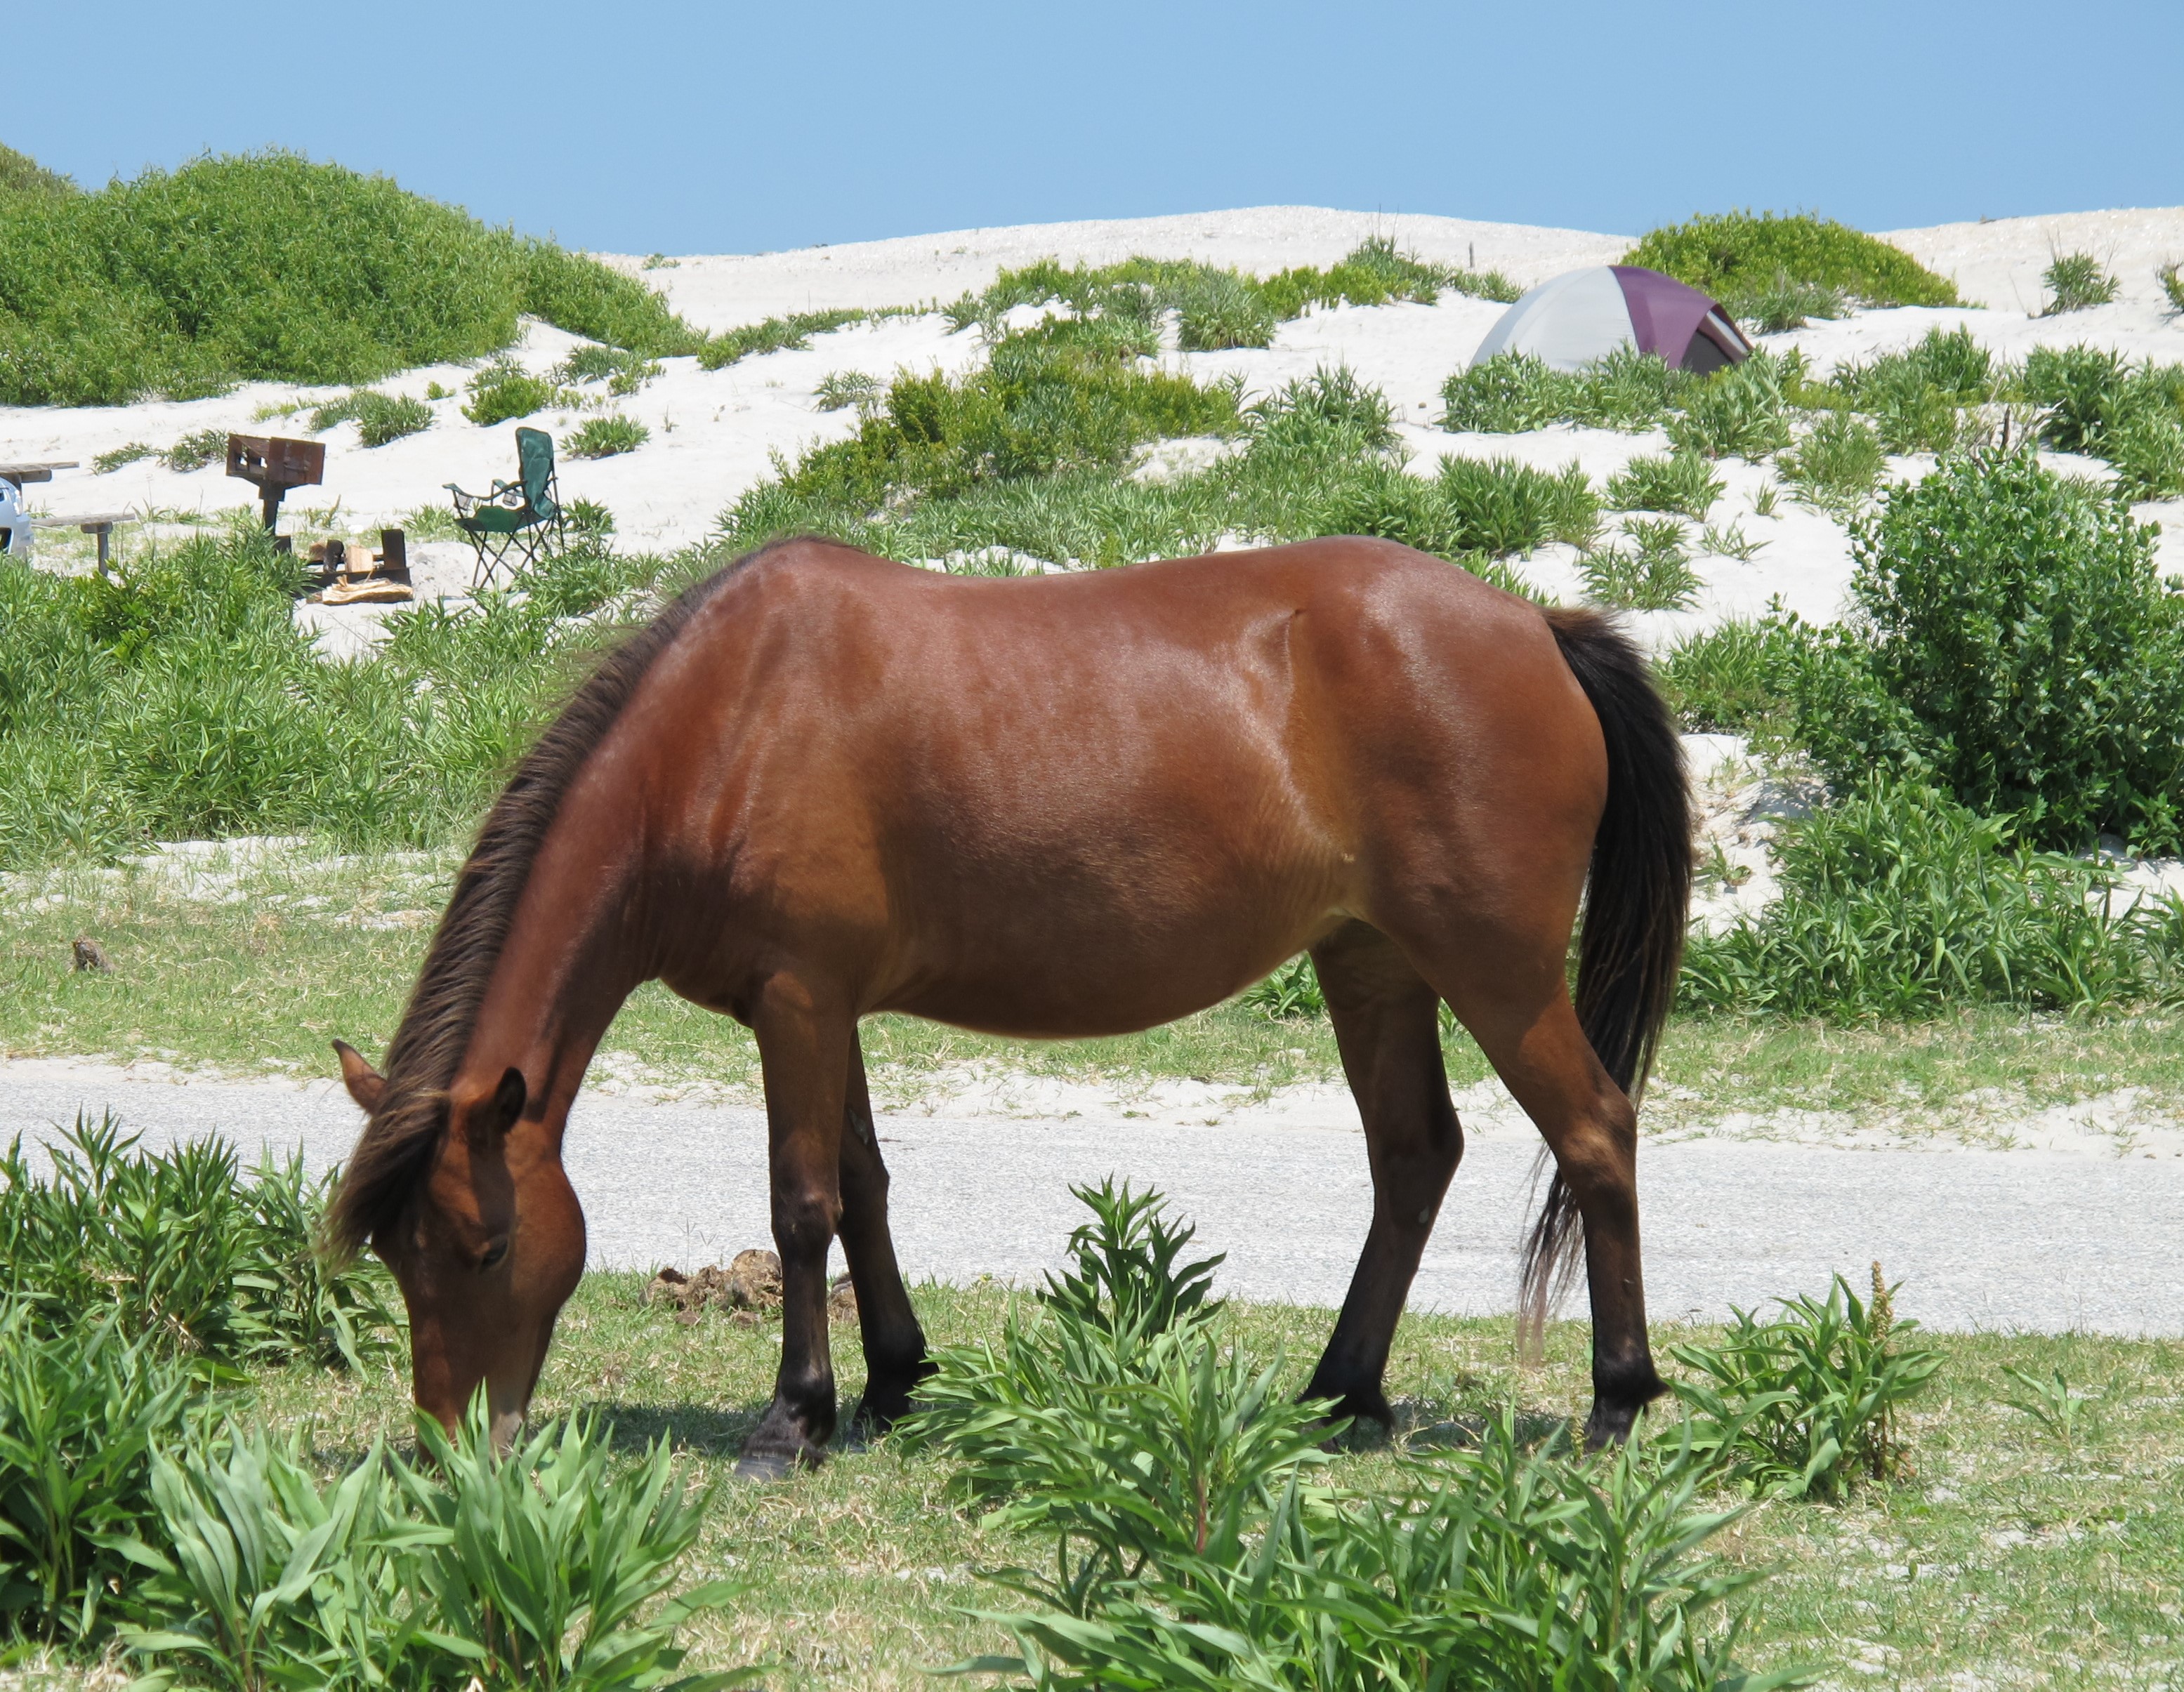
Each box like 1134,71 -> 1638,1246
480,1238 -> 509,1271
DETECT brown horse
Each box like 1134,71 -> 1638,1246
327,535 -> 1690,1478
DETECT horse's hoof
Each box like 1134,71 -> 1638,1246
732,1450 -> 796,1483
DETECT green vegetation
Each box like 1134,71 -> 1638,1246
1655,619 -> 1796,734
0,152 -> 699,407
907,1184 -> 1805,1692
0,515 -> 665,865
1775,411 -> 1887,514
308,388 -> 435,447
1624,211 -> 1961,313
2,1149 -> 2178,1689
1665,349 -> 1798,461
1668,1271 -> 1939,1502
697,308 -> 904,372
164,429 -> 230,472
2020,345 -> 2184,496
1780,449 -> 2184,851
1682,773 -> 2184,1017
2162,261 -> 2184,315
1441,347 -> 1692,434
1605,451 -> 1723,519
0,142 -> 75,200
1,1113 -> 396,1370
567,416 -> 652,458
944,238 -> 1518,355
463,356 -> 567,426
1581,521 -> 1700,612
2040,250 -> 2119,315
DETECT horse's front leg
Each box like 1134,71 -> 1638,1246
838,1033 -> 933,1431
739,974 -> 855,1481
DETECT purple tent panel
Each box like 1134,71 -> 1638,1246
1611,266 -> 1752,373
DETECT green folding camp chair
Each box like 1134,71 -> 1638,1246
447,426 -> 565,588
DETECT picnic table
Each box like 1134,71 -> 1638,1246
51,511 -> 136,569
0,460 -> 79,491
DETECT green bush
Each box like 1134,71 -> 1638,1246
1776,412 -> 1886,514
1440,352 -> 1583,432
164,428 -> 230,472
310,388 -> 433,447
1625,211 -> 1959,310
1782,449 -> 2184,850
1242,953 -> 1325,1018
463,357 -> 563,426
2021,347 -> 2184,493
1831,326 -> 1996,454
1583,522 -> 1699,611
913,1186 -> 1801,1692
1438,455 -> 1598,555
1668,1271 -> 1940,1501
0,517 -> 657,866
1680,774 -> 2184,1017
0,142 -> 75,200
1736,271 -> 1848,333
1666,351 -> 1796,461
1606,451 -> 1723,519
771,317 -> 1239,514
2040,251 -> 2119,315
0,1307 -> 199,1644
1655,619 -> 1796,733
0,152 -> 697,405
2162,262 -> 2184,315
126,1404 -> 751,1692
566,415 -> 650,458
0,1114 -> 399,1370
696,308 -> 876,371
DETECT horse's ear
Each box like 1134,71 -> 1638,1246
489,1066 -> 527,1135
334,1040 -> 386,1112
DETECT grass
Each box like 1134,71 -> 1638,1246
0,141 -> 75,200
18,841 -> 2184,1141
1624,211 -> 1961,312
463,357 -> 567,427
1581,518 -> 1700,610
0,151 -> 699,407
2162,262 -> 2184,315
566,416 -> 652,458
945,240 -> 1518,356
307,389 -> 433,447
1776,412 -> 1886,515
2041,251 -> 2120,316
1605,451 -> 1723,520
209,1267 -> 2184,1691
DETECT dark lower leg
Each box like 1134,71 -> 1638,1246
1301,924 -> 1463,1427
741,982 -> 853,1479
836,1038 -> 930,1429
1462,997 -> 1662,1448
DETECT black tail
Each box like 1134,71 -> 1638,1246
1519,607 -> 1692,1344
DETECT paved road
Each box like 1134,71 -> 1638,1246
3,1062 -> 2178,1336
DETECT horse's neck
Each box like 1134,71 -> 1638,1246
461,803 -> 654,1130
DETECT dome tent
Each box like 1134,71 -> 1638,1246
1469,265 -> 1752,375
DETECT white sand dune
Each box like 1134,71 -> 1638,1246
4,204 -> 2180,639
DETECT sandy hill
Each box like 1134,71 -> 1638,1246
4,204 -> 2180,649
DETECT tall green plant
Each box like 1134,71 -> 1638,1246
1784,447 -> 2184,850
1667,1273 -> 1940,1501
399,1401 -> 751,1692
0,1307 -> 197,1644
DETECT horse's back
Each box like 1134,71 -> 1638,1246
631,538 -> 1607,1032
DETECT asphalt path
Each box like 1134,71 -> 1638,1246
3,1062 -> 2178,1336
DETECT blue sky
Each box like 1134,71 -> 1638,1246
15,1 -> 2182,255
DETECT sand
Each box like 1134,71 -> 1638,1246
3,204 -> 2180,645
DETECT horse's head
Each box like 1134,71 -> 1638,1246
334,1039 -> 586,1448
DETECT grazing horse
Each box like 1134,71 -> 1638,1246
327,536 -> 1690,1479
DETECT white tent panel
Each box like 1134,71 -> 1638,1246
1468,267 -> 1633,372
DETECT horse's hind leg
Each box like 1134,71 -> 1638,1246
838,1033 -> 932,1430
1300,921 -> 1463,1427
1445,983 -> 1663,1448
740,974 -> 855,1480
